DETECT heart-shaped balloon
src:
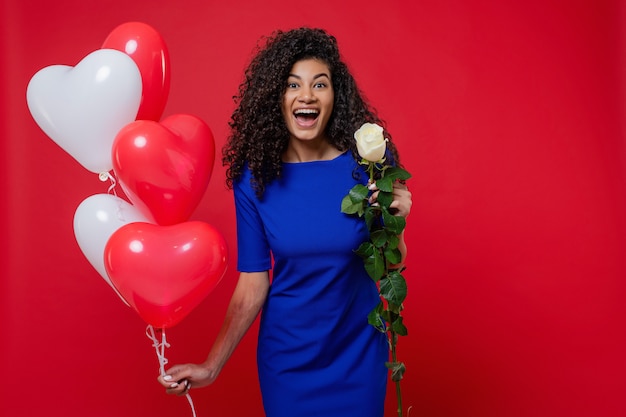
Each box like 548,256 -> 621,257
112,114 -> 215,225
26,49 -> 142,174
102,22 -> 170,121
73,194 -> 151,305
104,221 -> 228,329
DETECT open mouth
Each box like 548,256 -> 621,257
294,108 -> 320,125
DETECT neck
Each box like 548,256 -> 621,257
282,140 -> 342,163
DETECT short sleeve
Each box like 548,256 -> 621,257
233,174 -> 272,272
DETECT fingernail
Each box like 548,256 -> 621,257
368,183 -> 376,190
163,375 -> 173,381
170,383 -> 179,388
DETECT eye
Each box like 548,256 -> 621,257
287,82 -> 299,89
314,82 -> 327,88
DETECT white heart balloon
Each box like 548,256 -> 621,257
26,49 -> 142,174
74,194 -> 151,305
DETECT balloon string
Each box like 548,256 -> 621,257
146,325 -> 170,375
146,325 -> 197,417
99,171 -> 118,197
185,393 -> 198,417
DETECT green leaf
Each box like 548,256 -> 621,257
367,302 -> 385,332
354,241 -> 375,258
383,308 -> 403,325
364,249 -> 385,281
384,167 -> 412,182
364,206 -> 378,230
376,167 -> 411,192
385,361 -> 406,382
381,309 -> 392,324
387,233 -> 399,250
382,209 -> 406,235
376,176 -> 395,193
370,229 -> 388,248
384,246 -> 402,264
379,271 -> 407,305
387,302 -> 402,315
341,184 -> 370,216
391,316 -> 408,336
340,195 -> 363,215
349,184 -> 370,201
376,190 -> 393,209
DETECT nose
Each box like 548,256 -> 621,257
298,87 -> 316,102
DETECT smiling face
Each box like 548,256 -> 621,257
281,58 -> 334,145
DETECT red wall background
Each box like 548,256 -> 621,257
2,1 -> 625,416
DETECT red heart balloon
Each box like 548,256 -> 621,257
112,114 -> 215,225
104,221 -> 228,329
102,21 -> 170,121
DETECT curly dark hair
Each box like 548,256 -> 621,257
222,27 -> 401,197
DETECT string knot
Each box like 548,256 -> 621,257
98,171 -> 118,196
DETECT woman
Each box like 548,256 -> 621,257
158,27 -> 412,417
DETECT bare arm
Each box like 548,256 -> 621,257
157,271 -> 269,395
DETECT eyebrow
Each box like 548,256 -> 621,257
287,72 -> 331,80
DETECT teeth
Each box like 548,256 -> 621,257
294,109 -> 319,115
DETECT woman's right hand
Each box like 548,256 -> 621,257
157,272 -> 269,397
157,363 -> 217,396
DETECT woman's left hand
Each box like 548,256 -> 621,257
368,181 -> 412,218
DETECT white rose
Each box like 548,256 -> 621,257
354,123 -> 388,163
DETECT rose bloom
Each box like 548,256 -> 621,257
354,123 -> 387,162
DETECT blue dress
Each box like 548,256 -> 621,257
233,151 -> 388,417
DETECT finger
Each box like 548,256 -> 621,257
368,190 -> 379,204
180,379 -> 191,396
162,375 -> 183,390
392,187 -> 410,199
164,382 -> 182,396
161,365 -> 189,383
159,366 -> 191,390
158,374 -> 177,389
159,373 -> 180,389
388,201 -> 402,216
167,379 -> 191,396
164,379 -> 190,396
391,188 -> 412,206
389,199 -> 411,217
393,182 -> 408,191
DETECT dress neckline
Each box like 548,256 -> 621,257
282,150 -> 349,165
